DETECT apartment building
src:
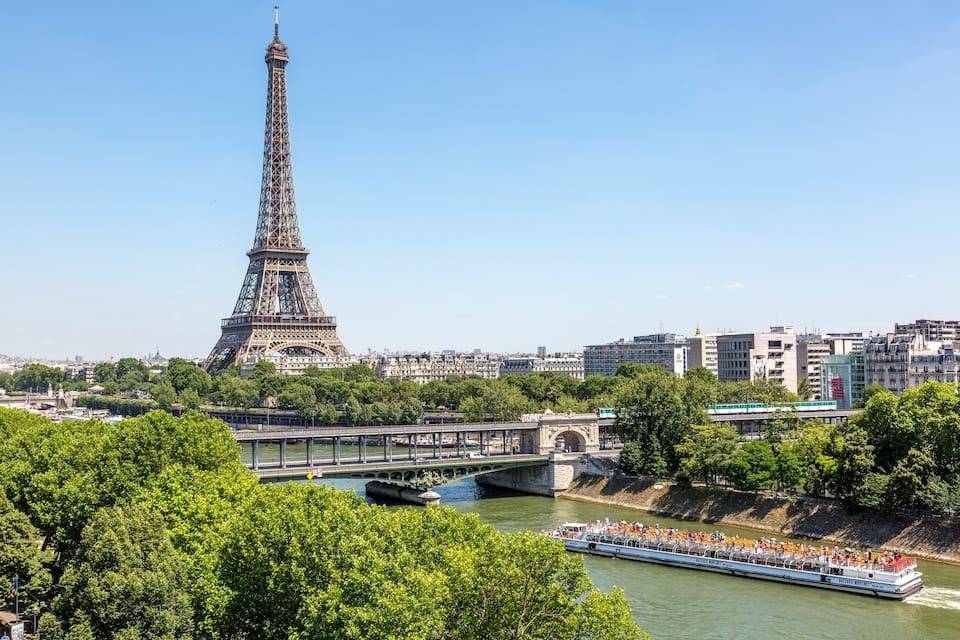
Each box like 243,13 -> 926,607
716,326 -> 798,393
687,325 -> 719,376
584,333 -> 687,377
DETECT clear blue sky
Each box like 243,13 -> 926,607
2,1 -> 958,360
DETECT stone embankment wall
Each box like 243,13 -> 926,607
561,474 -> 960,565
476,453 -> 581,497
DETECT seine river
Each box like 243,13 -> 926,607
316,477 -> 960,640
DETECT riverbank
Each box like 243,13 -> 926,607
561,474 -> 960,565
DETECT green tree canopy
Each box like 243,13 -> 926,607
93,362 -> 117,384
612,369 -> 697,473
728,441 -> 777,492
0,493 -> 52,609
51,506 -> 194,640
675,423 -> 738,486
14,364 -> 65,392
165,358 -> 212,396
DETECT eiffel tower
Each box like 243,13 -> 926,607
205,9 -> 347,373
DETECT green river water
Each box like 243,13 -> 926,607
314,477 -> 960,640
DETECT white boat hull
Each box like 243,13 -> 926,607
560,538 -> 923,600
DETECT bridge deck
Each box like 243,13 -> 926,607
253,453 -> 550,482
232,421 -> 532,441
709,409 -> 858,422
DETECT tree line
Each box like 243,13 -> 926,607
68,356 -> 802,428
0,407 -> 647,640
612,366 -> 960,514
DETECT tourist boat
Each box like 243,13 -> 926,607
546,521 -> 923,600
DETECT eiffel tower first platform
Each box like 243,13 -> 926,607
205,12 -> 347,373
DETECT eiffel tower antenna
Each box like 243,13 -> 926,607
204,7 -> 347,373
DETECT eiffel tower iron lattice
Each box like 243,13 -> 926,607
204,14 -> 347,373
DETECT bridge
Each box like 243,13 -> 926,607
212,404 -> 857,438
235,412 -> 608,504
231,405 -> 858,503
706,407 -> 857,437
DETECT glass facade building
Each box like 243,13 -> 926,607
820,353 -> 865,409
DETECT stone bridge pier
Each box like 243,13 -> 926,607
476,412 -> 601,497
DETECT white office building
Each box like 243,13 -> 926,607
584,334 -> 687,377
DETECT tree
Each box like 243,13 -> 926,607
718,379 -> 798,404
93,362 -> 117,385
552,395 -> 591,413
861,384 -> 888,406
792,423 -> 837,497
313,404 -> 339,426
180,388 -> 202,410
399,397 -> 423,424
248,359 -> 277,380
886,448 -> 934,509
763,411 -> 801,446
0,494 -> 52,610
256,374 -> 288,406
615,363 -> 665,379
115,358 -> 148,383
165,358 -> 212,396
728,441 -> 777,492
461,396 -> 485,423
0,408 -> 646,639
829,426 -> 875,506
486,382 -> 532,421
797,378 -> 813,401
613,370 -> 694,473
899,382 -> 960,475
674,423 -> 738,486
618,439 -> 666,477
855,389 -> 910,472
52,506 -> 194,640
341,364 -> 376,382
214,485 -> 646,640
576,375 -> 621,404
342,397 -> 365,425
214,375 -> 258,409
151,381 -> 177,411
0,371 -> 16,392
681,368 -> 720,415
773,441 -> 805,492
14,364 -> 64,392
857,473 -> 890,510
420,380 -> 458,409
460,382 -> 532,423
275,382 -> 315,412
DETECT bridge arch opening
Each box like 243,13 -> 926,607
553,430 -> 586,453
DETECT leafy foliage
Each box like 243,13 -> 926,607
13,364 -> 65,392
728,441 -> 777,492
0,494 -> 53,609
51,507 -> 194,640
0,407 -> 646,639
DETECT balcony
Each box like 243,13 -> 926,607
221,314 -> 337,328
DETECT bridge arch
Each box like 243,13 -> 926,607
266,342 -> 337,357
553,430 -> 587,453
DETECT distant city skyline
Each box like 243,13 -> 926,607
2,2 -> 958,360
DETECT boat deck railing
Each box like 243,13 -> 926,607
550,526 -> 916,577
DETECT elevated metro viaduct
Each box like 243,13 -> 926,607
235,412 -> 612,504
231,407 -> 858,504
